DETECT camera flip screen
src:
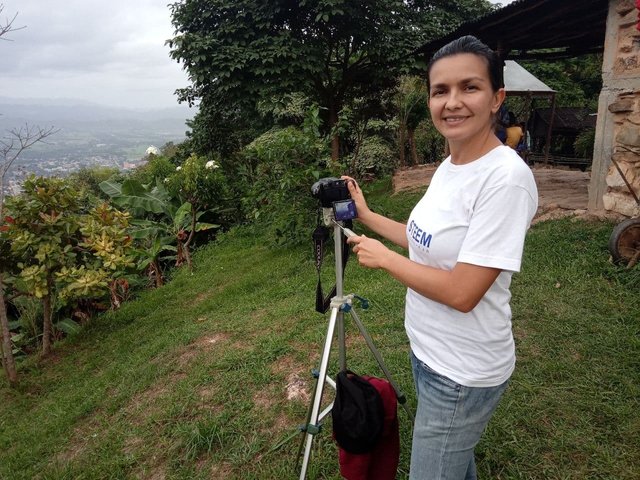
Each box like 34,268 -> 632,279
333,199 -> 357,221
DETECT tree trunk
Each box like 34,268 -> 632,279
0,273 -> 18,385
150,260 -> 163,288
328,103 -> 340,164
182,208 -> 197,271
176,240 -> 186,268
398,126 -> 406,167
408,128 -> 419,166
42,278 -> 53,356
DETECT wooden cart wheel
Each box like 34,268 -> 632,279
609,217 -> 640,267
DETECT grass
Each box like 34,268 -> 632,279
1,180 -> 639,479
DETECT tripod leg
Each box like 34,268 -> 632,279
299,306 -> 339,480
337,310 -> 346,371
348,308 -> 414,422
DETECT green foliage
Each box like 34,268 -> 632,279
574,127 -> 596,159
168,153 -> 227,210
66,166 -> 122,201
168,0 -> 413,106
240,126 -> 329,244
521,54 -> 602,110
2,176 -> 137,353
129,155 -> 176,186
6,176 -> 80,282
396,76 -> 429,131
5,181 -> 135,298
78,203 -> 136,273
99,162 -> 224,270
414,118 -> 446,164
6,296 -> 42,355
354,136 -> 396,178
182,102 -> 269,159
167,0 -> 492,158
257,92 -> 314,127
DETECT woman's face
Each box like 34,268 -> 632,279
428,53 -> 504,146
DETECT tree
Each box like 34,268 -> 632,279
168,0 -> 490,162
521,54 -> 602,110
1,4 -> 58,384
167,0 -> 493,162
396,76 -> 429,166
3,177 -> 135,357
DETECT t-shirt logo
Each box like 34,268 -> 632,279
407,220 -> 432,250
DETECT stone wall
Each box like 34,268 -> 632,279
601,0 -> 640,217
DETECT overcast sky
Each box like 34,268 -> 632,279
1,0 -> 188,110
1,0 -> 515,111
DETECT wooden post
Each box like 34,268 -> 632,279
544,93 -> 556,165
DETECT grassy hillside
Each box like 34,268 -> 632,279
1,182 -> 639,479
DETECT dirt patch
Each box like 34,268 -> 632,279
269,353 -> 312,403
392,164 -> 623,223
284,373 -> 310,403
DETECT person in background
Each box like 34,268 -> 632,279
342,35 -> 538,480
515,121 -> 531,163
495,104 -> 508,143
505,111 -> 523,149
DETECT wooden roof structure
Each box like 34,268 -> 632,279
413,0 -> 612,164
529,107 -> 597,137
414,0 -> 609,61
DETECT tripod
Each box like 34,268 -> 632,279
297,213 -> 413,480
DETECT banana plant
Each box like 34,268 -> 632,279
99,177 -> 218,271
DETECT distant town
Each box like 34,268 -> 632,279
1,99 -> 193,196
3,152 -> 148,197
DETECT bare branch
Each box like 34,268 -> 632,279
1,124 -> 59,172
0,124 -> 59,213
0,4 -> 26,41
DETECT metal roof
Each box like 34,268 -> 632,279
415,0 -> 609,61
504,60 -> 555,95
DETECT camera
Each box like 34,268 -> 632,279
311,178 -> 350,207
311,177 -> 357,221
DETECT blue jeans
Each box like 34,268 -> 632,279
409,351 -> 509,480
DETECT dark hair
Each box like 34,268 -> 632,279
427,35 -> 504,92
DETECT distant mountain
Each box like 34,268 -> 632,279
0,98 -> 196,134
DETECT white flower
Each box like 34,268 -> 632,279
164,178 -> 169,183
176,166 -> 182,171
205,160 -> 219,170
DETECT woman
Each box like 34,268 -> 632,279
343,36 -> 538,480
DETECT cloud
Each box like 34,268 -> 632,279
0,0 -> 189,109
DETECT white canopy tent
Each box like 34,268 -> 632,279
504,60 -> 555,95
503,60 -> 557,163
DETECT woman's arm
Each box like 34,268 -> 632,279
342,176 -> 408,249
348,235 -> 500,313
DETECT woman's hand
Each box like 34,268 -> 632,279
341,176 -> 371,221
347,234 -> 393,270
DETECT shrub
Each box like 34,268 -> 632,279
354,136 -> 396,178
130,155 -> 176,186
414,119 -> 446,164
240,126 -> 330,244
574,128 -> 595,159
66,166 -> 122,201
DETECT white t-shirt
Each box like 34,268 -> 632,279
405,146 -> 538,387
